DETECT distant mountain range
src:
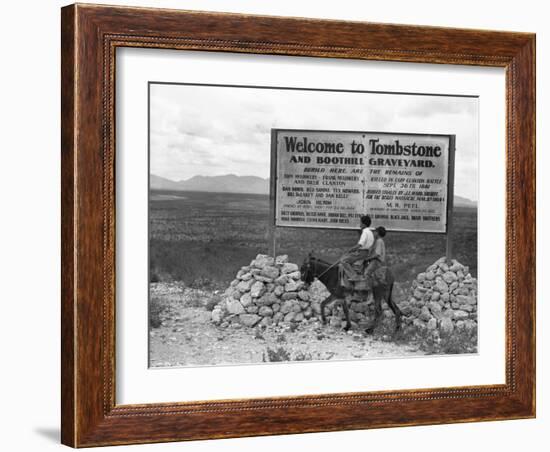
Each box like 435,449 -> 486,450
150,174 -> 270,195
150,174 -> 477,206
453,195 -> 477,208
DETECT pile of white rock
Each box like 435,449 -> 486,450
211,254 -> 323,328
398,257 -> 478,336
211,254 -> 478,336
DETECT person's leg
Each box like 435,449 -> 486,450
363,258 -> 381,291
340,251 -> 359,265
364,259 -> 378,275
340,250 -> 360,278
340,262 -> 356,278
341,250 -> 370,279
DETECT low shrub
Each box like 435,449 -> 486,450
365,316 -> 478,355
190,277 -> 217,290
205,294 -> 222,311
149,297 -> 167,329
417,326 -> 478,355
262,346 -> 292,362
262,346 -> 334,362
185,292 -> 204,308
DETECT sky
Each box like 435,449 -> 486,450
150,83 -> 479,201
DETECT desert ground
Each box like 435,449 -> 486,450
149,190 -> 478,367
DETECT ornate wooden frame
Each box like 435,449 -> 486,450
61,3 -> 536,447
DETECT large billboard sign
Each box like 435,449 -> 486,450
271,129 -> 455,233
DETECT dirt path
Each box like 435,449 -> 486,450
149,283 -> 422,368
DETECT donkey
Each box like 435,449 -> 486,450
300,255 -> 402,334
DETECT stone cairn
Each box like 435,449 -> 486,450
398,257 -> 478,336
211,254 -> 477,336
211,254 -> 323,329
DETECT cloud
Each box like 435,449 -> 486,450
150,84 -> 479,200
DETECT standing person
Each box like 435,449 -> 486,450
340,215 -> 374,279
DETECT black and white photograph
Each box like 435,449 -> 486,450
148,82 -> 479,367
1,0 -> 542,450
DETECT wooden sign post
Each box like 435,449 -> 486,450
269,129 -> 278,257
446,135 -> 456,263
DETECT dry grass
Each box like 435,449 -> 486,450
415,326 -> 478,355
364,316 -> 478,355
150,190 -> 477,289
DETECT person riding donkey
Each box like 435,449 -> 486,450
340,215 -> 387,289
340,215 -> 374,280
364,226 -> 387,284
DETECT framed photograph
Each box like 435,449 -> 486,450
61,3 -> 535,447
